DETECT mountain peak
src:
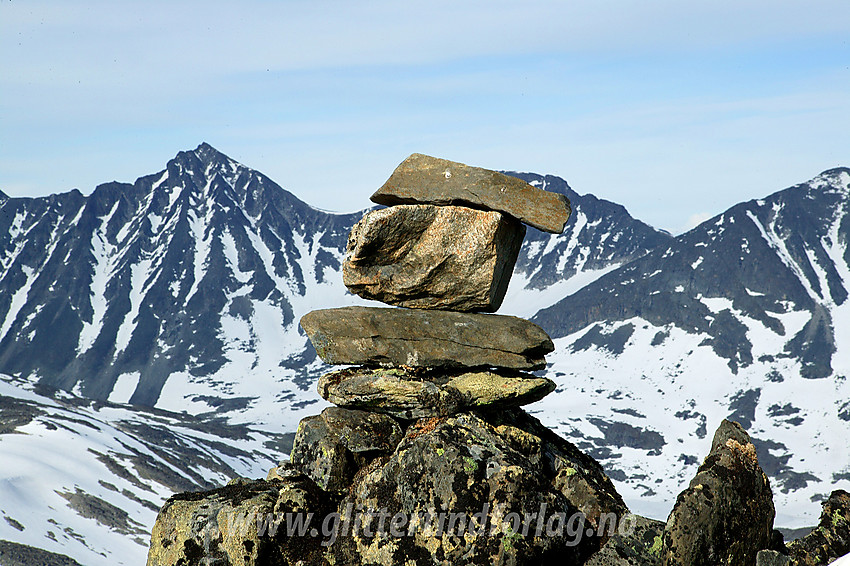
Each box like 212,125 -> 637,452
192,142 -> 228,163
172,142 -> 239,172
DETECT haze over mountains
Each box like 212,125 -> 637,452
0,144 -> 848,565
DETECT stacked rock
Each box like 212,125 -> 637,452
147,156 -> 637,566
299,153 -> 571,422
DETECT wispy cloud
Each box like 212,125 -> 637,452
1,0 -> 848,230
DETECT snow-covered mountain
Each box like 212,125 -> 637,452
1,144 -> 847,562
500,172 -> 672,319
530,167 -> 850,526
0,144 -> 663,431
0,144 -> 369,431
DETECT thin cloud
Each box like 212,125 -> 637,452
1,0 -> 848,231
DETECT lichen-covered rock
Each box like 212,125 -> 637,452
317,367 -> 555,419
661,419 -> 776,566
148,409 -> 627,566
370,153 -> 572,233
584,514 -> 664,566
343,204 -> 525,312
491,409 -> 629,529
289,407 -> 403,492
786,490 -> 850,566
146,474 -> 333,566
300,306 -> 554,370
325,410 -> 627,565
756,549 -> 791,566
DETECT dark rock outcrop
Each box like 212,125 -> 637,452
757,549 -> 791,566
317,367 -> 555,419
786,490 -> 850,565
300,306 -> 554,370
660,419 -> 776,565
343,204 -> 525,312
0,540 -> 83,566
289,407 -> 403,491
371,153 -> 572,233
329,409 -> 626,565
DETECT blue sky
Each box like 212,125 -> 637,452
1,1 -> 848,233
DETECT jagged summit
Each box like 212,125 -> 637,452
0,144 -> 359,411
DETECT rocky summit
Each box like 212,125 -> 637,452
343,204 -> 525,311
371,153 -> 572,233
299,306 -> 554,370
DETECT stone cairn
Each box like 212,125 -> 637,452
277,154 -> 633,563
148,155 -> 634,566
148,154 -> 830,566
299,152 -> 570,425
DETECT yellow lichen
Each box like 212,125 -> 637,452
725,438 -> 758,465
649,534 -> 663,555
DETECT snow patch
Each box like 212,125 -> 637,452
0,265 -> 35,341
107,372 -> 140,404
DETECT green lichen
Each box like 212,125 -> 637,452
375,368 -> 407,378
463,456 -> 478,474
832,509 -> 845,527
436,448 -> 445,457
563,467 -> 577,477
502,526 -> 522,551
649,535 -> 663,556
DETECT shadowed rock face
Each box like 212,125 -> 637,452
661,420 -> 776,566
300,306 -> 554,370
317,367 -> 555,419
343,204 -> 525,312
371,153 -> 572,233
787,490 -> 850,565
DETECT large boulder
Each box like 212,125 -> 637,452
327,410 -> 628,565
786,490 -> 850,566
300,306 -> 554,370
146,473 -> 334,566
317,366 -> 556,419
660,419 -> 776,566
342,204 -> 525,312
289,407 -> 403,492
371,153 -> 572,233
